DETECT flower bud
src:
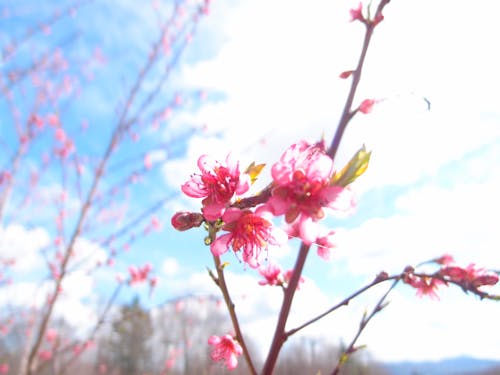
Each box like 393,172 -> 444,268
171,211 -> 204,231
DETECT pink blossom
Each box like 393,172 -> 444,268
267,140 -> 346,244
404,274 -> 445,300
258,262 -> 284,286
440,264 -> 499,289
211,207 -> 285,268
0,363 -> 9,374
349,2 -> 365,23
208,334 -> 242,370
98,363 -> 108,374
39,350 -> 53,361
128,263 -> 152,285
181,154 -> 250,221
45,329 -> 58,343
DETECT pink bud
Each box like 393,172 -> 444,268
359,99 -> 376,114
171,211 -> 204,231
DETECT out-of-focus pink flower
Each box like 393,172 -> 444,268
404,274 -> 444,300
211,207 -> 285,268
181,154 -> 250,221
434,254 -> 454,265
128,263 -> 152,285
45,329 -> 58,343
258,262 -> 284,286
440,264 -> 499,289
39,350 -> 53,361
359,99 -> 376,114
350,2 -> 365,23
0,363 -> 9,374
98,363 -> 108,374
266,140 -> 347,244
208,334 -> 242,371
46,113 -> 60,127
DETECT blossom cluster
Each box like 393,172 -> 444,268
403,256 -> 499,300
172,140 -> 361,271
172,140 -> 366,370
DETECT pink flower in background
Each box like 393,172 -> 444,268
440,264 -> 499,289
208,334 -> 242,370
0,363 -> 9,374
211,207 -> 285,268
181,154 -> 250,221
267,140 -> 346,244
128,263 -> 152,285
258,262 -> 284,286
45,329 -> 58,343
38,350 -> 53,361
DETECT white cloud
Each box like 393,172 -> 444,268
0,224 -> 49,273
161,257 -> 180,276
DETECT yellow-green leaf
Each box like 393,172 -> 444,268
331,145 -> 371,187
245,162 -> 266,184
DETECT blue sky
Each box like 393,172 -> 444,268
1,0 -> 500,364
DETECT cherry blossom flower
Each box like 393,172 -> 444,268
404,274 -> 445,300
39,350 -> 53,361
349,2 -> 365,23
258,261 -> 284,286
0,363 -> 9,374
128,263 -> 153,285
181,154 -> 250,221
266,140 -> 347,244
45,329 -> 58,343
208,334 -> 242,370
211,207 -> 285,268
440,264 -> 499,289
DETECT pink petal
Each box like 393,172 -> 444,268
202,202 -> 226,221
226,354 -> 238,370
298,216 -> 318,245
208,335 -> 221,345
222,207 -> 244,223
210,233 -> 232,256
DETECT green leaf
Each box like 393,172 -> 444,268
245,162 -> 266,184
331,145 -> 371,187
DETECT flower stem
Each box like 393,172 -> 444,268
212,255 -> 257,375
261,242 -> 311,375
327,0 -> 391,162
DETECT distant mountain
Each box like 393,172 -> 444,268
382,356 -> 500,375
